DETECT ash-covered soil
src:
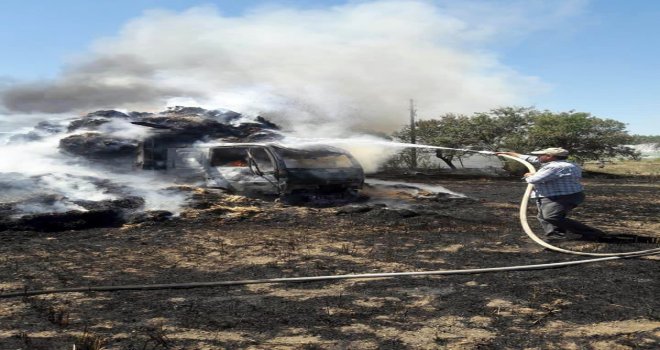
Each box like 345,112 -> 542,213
0,176 -> 658,349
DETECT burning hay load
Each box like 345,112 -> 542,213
59,106 -> 281,165
0,106 -> 285,231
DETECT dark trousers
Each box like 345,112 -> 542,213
535,192 -> 603,238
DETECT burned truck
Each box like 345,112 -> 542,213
121,107 -> 364,198
137,142 -> 365,198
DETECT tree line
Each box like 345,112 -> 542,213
392,107 -> 647,169
630,135 -> 660,144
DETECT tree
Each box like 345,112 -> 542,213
392,107 -> 639,170
527,111 -> 639,162
393,114 -> 475,169
630,135 -> 660,144
469,106 -> 537,151
393,107 -> 536,168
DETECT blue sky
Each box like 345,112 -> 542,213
1,0 -> 658,135
498,0 -> 660,136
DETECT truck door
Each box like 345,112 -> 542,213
247,147 -> 280,195
167,148 -> 207,182
207,146 -> 279,195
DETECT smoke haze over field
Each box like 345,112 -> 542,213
0,0 -> 587,135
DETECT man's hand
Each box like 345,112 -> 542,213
523,172 -> 533,177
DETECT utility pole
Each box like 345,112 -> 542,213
409,99 -> 417,169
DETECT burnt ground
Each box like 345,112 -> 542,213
0,176 -> 658,349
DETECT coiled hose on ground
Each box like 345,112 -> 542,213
1,151 -> 658,299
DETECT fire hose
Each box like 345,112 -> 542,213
498,153 -> 660,257
0,150 -> 658,299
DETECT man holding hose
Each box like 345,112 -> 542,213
496,147 -> 604,241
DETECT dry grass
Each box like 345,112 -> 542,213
73,329 -> 106,350
584,158 -> 660,177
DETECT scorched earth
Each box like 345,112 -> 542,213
0,172 -> 659,349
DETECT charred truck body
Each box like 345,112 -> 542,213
137,142 -> 365,197
128,107 -> 364,198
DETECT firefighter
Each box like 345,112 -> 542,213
497,147 -> 604,241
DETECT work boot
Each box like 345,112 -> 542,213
545,231 -> 566,241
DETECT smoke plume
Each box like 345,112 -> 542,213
0,0 -> 586,134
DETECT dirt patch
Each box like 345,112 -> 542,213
1,176 -> 658,349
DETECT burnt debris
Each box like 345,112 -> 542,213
1,106 -> 282,231
58,106 -> 281,162
59,133 -> 140,158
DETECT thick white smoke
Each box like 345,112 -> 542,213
0,0 -> 586,135
0,1 -> 587,217
0,124 -> 188,215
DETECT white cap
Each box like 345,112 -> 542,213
530,147 -> 569,156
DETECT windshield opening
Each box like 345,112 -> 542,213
210,147 -> 248,167
276,148 -> 354,169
